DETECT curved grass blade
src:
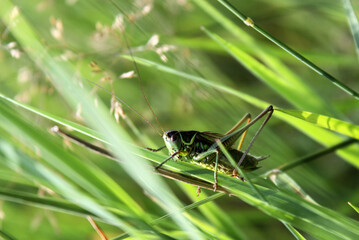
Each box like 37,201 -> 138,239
174,36 -> 357,67
277,109 -> 359,140
193,0 -> 335,116
343,0 -> 359,58
180,184 -> 247,240
0,102 -> 152,237
201,27 -> 336,115
0,187 -> 128,220
0,1 -> 204,238
0,93 -> 104,143
212,0 -> 359,100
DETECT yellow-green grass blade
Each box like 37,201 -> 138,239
283,224 -> 307,240
277,109 -> 359,140
348,202 -> 359,214
0,102 -> 153,238
0,1 -> 204,238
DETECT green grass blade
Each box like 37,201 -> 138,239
267,170 -> 317,204
343,0 -> 359,58
0,102 -> 148,237
200,28 -> 303,109
0,1 -> 204,238
0,93 -> 104,143
180,184 -> 247,239
348,202 -> 359,214
212,0 -> 359,100
0,186 -> 128,220
277,109 -> 359,140
283,224 -> 307,240
0,230 -> 16,240
193,0 -> 335,116
218,139 -> 307,239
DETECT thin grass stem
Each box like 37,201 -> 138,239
215,0 -> 359,100
278,138 -> 358,172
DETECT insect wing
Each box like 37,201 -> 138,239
197,131 -> 224,144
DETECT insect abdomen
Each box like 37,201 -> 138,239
223,149 -> 266,171
194,149 -> 267,175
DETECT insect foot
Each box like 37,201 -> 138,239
196,186 -> 201,197
213,183 -> 218,192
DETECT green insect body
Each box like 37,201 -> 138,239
154,105 -> 274,191
163,130 -> 265,176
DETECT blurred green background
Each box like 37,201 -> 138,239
0,0 -> 359,239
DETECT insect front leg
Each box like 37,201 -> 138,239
145,146 -> 166,152
155,151 -> 180,169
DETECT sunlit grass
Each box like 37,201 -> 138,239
0,0 -> 358,239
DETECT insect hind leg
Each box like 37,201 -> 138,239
237,115 -> 251,151
233,105 -> 274,175
225,113 -> 251,135
225,113 -> 251,151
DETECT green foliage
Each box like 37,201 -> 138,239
0,0 -> 358,239
278,109 -> 359,140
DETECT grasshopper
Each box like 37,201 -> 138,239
146,105 -> 273,191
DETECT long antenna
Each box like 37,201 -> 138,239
84,78 -> 163,137
121,32 -> 165,135
109,0 -> 165,135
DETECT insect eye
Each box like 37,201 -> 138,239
170,134 -> 178,141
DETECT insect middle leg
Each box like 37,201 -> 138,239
213,150 -> 220,191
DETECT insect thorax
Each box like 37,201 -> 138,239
163,130 -> 211,161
